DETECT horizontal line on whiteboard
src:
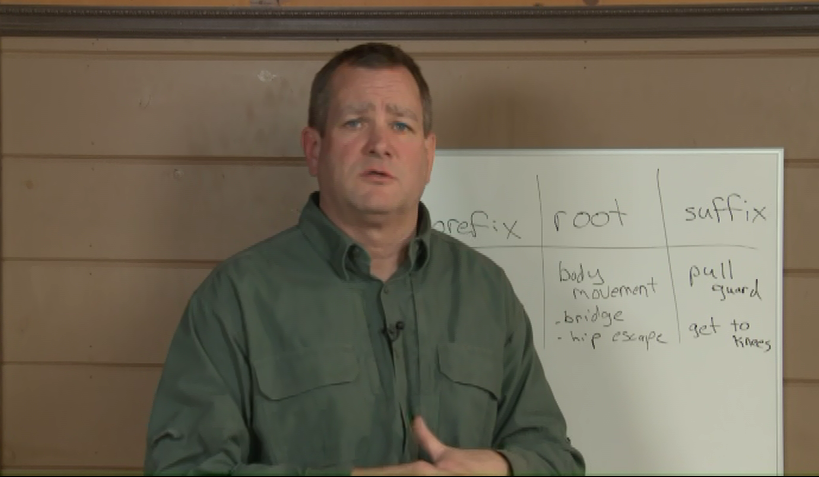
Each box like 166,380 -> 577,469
471,243 -> 758,251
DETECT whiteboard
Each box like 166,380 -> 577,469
421,148 -> 784,475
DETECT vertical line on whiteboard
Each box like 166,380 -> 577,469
656,168 -> 682,343
536,174 -> 547,349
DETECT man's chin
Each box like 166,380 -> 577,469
352,200 -> 402,217
357,205 -> 394,216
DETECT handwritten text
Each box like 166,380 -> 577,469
432,211 -> 521,240
684,193 -> 767,224
553,199 -> 627,232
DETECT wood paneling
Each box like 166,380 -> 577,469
1,57 -> 314,158
1,261 -> 210,365
1,364 -> 813,471
784,382 -> 819,474
0,0 -> 252,5
783,274 -> 819,381
279,0 -> 812,4
3,36 -> 819,473
1,365 -> 160,469
3,260 -> 817,381
782,167 -> 819,270
8,36 -> 819,55
0,0 -> 809,6
4,40 -> 819,159
2,159 -> 316,261
5,158 -> 817,269
0,469 -> 141,475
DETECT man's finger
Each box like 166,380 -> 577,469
412,416 -> 448,462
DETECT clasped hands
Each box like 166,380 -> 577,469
351,416 -> 510,476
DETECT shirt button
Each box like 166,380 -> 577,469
383,286 -> 390,294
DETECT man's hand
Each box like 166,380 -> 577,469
350,460 -> 453,476
413,416 -> 510,476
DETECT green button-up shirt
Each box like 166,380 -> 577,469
144,192 -> 585,476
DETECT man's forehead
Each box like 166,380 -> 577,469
340,102 -> 418,117
330,65 -> 421,99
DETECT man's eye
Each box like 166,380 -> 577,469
393,122 -> 411,132
344,119 -> 361,128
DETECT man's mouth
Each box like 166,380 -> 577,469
362,169 -> 394,179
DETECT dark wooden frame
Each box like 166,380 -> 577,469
2,3 -> 819,39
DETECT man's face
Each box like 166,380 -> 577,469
302,64 -> 436,221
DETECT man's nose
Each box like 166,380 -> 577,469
366,124 -> 392,157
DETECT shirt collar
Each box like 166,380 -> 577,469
298,191 -> 432,280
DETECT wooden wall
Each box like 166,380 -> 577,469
2,36 -> 819,474
0,0 -> 810,6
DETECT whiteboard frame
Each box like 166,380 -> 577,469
429,147 -> 786,475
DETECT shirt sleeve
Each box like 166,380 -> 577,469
492,271 -> 587,476
142,271 -> 353,476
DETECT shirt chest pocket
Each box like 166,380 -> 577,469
252,345 -> 375,467
436,342 -> 504,448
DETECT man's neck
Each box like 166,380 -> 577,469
322,202 -> 419,281
354,225 -> 414,281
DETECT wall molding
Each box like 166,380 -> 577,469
2,3 -> 819,39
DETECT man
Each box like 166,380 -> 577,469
144,42 -> 585,476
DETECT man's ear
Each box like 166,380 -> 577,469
301,126 -> 322,177
424,131 -> 437,183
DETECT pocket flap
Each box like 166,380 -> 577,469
438,342 -> 503,400
255,345 -> 360,401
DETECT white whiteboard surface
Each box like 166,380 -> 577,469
421,148 -> 784,475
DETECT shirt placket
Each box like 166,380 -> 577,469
379,279 -> 416,461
